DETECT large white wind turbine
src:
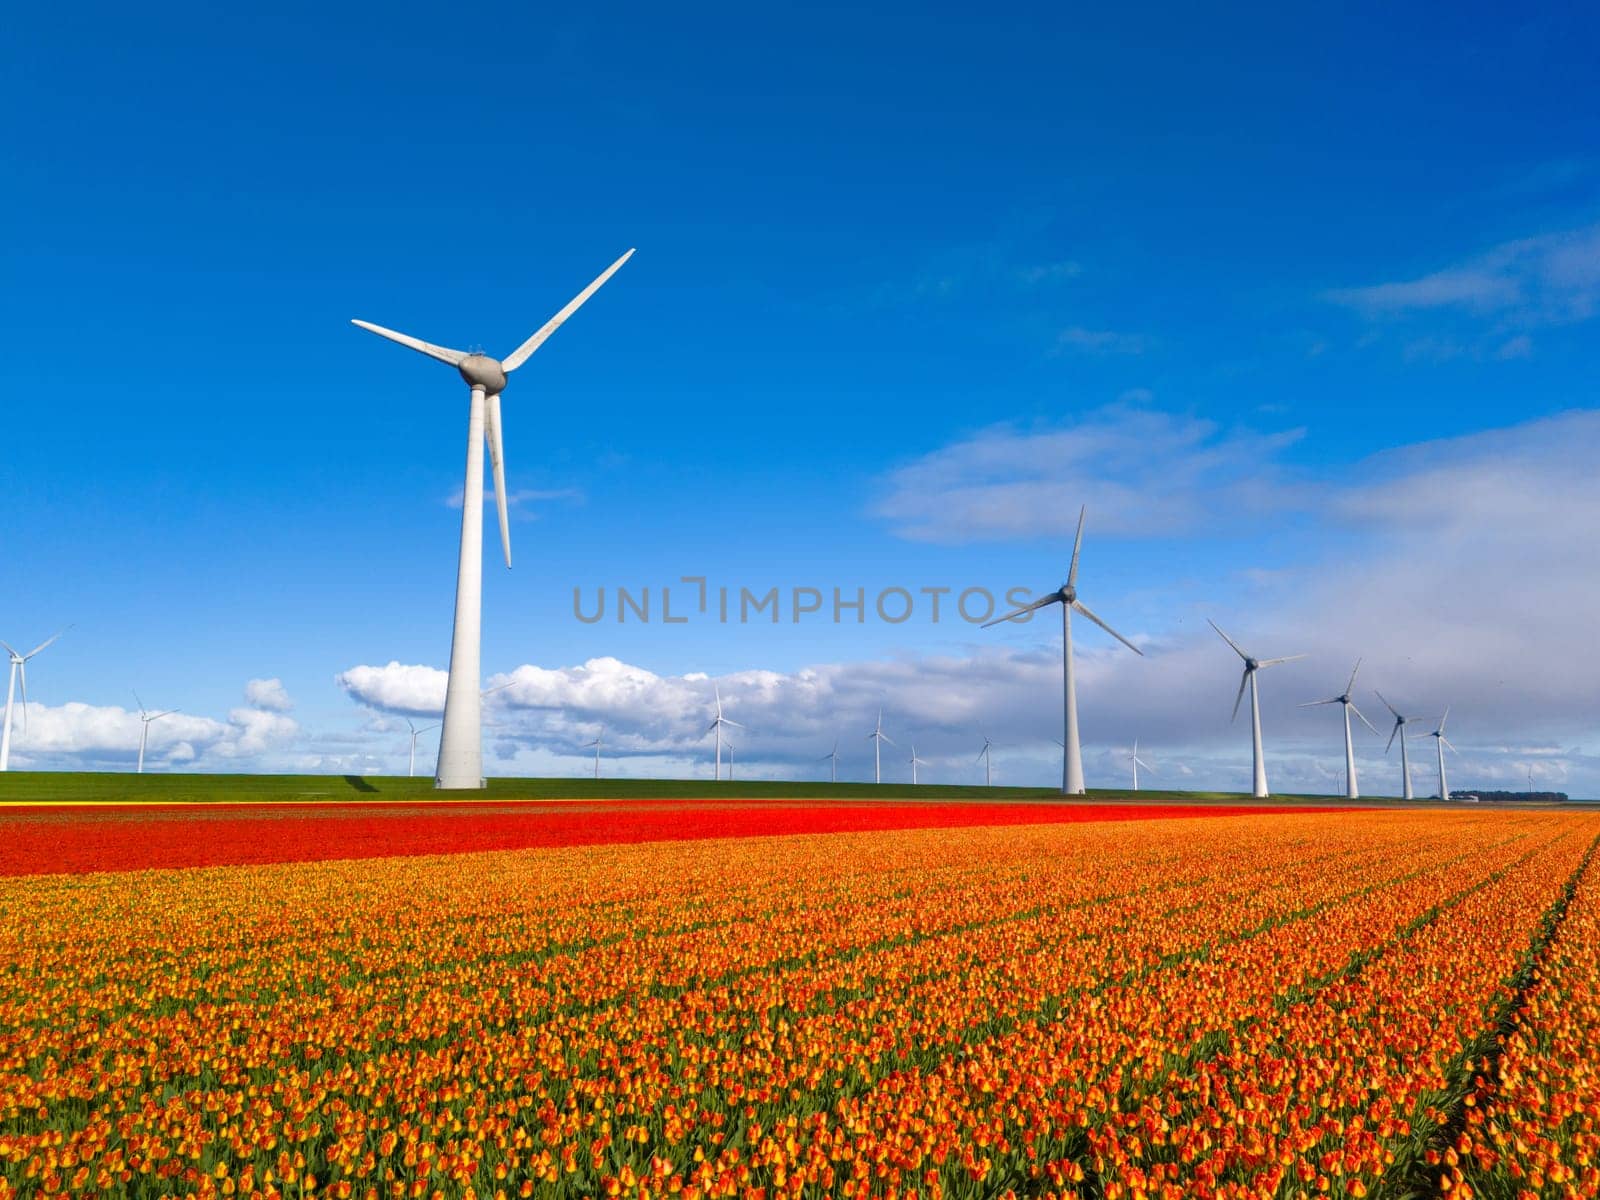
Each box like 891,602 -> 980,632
353,250 -> 634,789
1,630 -> 66,772
405,719 -> 439,778
822,738 -> 840,784
985,507 -> 1142,795
1299,659 -> 1380,799
1210,621 -> 1306,798
908,743 -> 926,785
867,710 -> 896,784
585,725 -> 605,780
134,692 -> 178,774
1376,690 -> 1424,800
1426,708 -> 1456,801
706,686 -> 742,780
977,734 -> 994,787
1129,740 -> 1154,792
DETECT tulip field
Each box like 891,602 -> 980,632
0,802 -> 1597,1200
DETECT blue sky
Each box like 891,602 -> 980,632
3,2 -> 1598,794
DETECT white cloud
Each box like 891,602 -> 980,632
335,661 -> 448,715
872,405 -> 1304,543
244,677 -> 293,712
6,680 -> 300,771
444,486 -> 583,512
1326,221 -> 1600,329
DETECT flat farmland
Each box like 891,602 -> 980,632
0,804 -> 1596,1199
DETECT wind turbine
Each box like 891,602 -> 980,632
1299,659 -> 1380,799
1376,690 -> 1424,800
908,743 -> 926,785
1129,739 -> 1154,792
1,630 -> 67,772
867,710 -> 896,784
404,719 -> 439,778
133,692 -> 178,774
705,685 -> 742,780
822,738 -> 840,784
1426,708 -> 1456,801
985,507 -> 1142,795
1210,621 -> 1306,798
977,734 -> 994,787
726,740 -> 736,781
584,725 -> 605,780
352,250 -> 634,789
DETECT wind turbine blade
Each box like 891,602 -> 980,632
350,320 -> 468,367
134,689 -> 146,718
1350,703 -> 1381,736
1298,698 -> 1340,707
1438,706 -> 1450,734
1066,505 -> 1087,589
981,593 -> 1060,628
0,641 -> 15,660
1375,689 -> 1402,721
1386,724 -> 1397,753
152,710 -> 177,721
722,718 -> 745,729
1257,654 -> 1307,668
23,629 -> 68,659
1345,657 -> 1363,695
880,733 -> 897,747
1231,667 -> 1249,723
484,391 -> 511,568
1208,620 -> 1250,662
1071,600 -> 1143,655
502,249 -> 636,372
1442,737 -> 1458,753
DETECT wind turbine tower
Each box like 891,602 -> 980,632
1427,708 -> 1456,801
867,711 -> 896,784
1299,659 -> 1379,799
1210,622 -> 1306,798
985,507 -> 1143,795
705,686 -> 742,780
134,693 -> 178,774
352,250 -> 633,788
1376,690 -> 1424,800
1,631 -> 66,772
405,719 -> 440,778
822,738 -> 840,783
1129,740 -> 1154,792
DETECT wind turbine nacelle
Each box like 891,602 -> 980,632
458,355 -> 508,394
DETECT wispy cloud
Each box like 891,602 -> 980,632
444,485 -> 583,512
1051,326 -> 1151,355
1325,221 -> 1600,329
872,404 -> 1303,543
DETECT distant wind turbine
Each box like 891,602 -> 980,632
1299,659 -> 1380,799
977,734 -> 994,787
352,250 -> 634,789
134,692 -> 178,775
908,743 -> 926,785
985,507 -> 1143,795
405,719 -> 440,778
867,710 -> 896,784
1,630 -> 67,772
726,740 -> 736,782
1210,621 -> 1306,798
1129,740 -> 1154,792
1376,690 -> 1424,801
706,686 -> 742,780
585,725 -> 605,780
822,738 -> 840,783
1426,708 -> 1456,801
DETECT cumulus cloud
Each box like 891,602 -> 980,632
336,661 -> 448,716
7,680 -> 300,771
244,677 -> 293,712
872,404 -> 1304,543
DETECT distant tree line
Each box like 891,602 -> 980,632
1451,790 -> 1569,803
